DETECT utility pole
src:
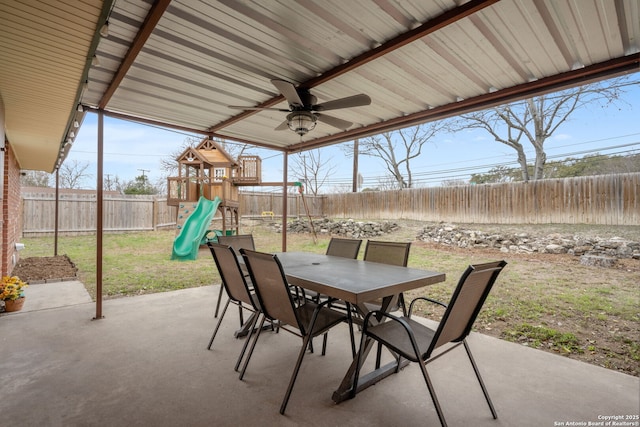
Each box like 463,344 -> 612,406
352,139 -> 359,192
138,169 -> 150,183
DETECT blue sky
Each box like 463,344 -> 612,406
68,77 -> 640,191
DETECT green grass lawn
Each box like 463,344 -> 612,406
17,222 -> 640,376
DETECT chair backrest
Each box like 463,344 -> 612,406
428,260 -> 507,355
326,237 -> 362,259
240,249 -> 301,332
363,240 -> 411,267
207,243 -> 255,308
217,234 -> 256,254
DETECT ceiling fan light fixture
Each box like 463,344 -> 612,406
287,111 -> 316,136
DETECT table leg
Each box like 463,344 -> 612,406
331,295 -> 407,403
234,311 -> 272,338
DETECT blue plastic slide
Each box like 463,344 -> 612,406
171,196 -> 221,261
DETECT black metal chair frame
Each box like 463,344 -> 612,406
363,240 -> 411,316
326,237 -> 362,259
206,242 -> 262,372
239,248 -> 355,415
214,234 -> 255,318
314,237 -> 362,350
351,260 -> 507,427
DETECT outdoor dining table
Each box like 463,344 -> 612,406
274,251 -> 446,403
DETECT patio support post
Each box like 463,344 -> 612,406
352,139 -> 358,193
54,168 -> 59,256
282,152 -> 288,252
95,111 -> 104,320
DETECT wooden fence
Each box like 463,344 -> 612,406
322,173 -> 639,225
20,173 -> 639,236
21,193 -> 178,237
239,191 -> 324,219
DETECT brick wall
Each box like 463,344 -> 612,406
2,141 -> 22,275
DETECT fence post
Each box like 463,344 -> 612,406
152,198 -> 158,231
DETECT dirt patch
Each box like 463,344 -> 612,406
11,255 -> 78,283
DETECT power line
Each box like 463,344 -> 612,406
322,144 -> 640,188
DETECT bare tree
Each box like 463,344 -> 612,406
290,149 -> 337,196
375,175 -> 400,191
159,136 -> 200,177
153,176 -> 167,196
21,171 -> 51,187
353,123 -> 447,189
456,76 -> 638,181
59,160 -> 91,189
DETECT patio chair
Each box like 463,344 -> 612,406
308,237 -> 362,303
214,234 -> 256,318
322,237 -> 362,354
351,260 -> 507,427
239,248 -> 355,415
326,237 -> 362,259
363,240 -> 411,316
206,243 -> 263,371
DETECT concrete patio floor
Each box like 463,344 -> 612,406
1,281 -> 638,427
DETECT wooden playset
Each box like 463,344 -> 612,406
166,137 -> 261,236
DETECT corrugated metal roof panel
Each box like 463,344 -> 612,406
1,0 -> 637,171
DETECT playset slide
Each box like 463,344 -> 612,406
171,196 -> 221,261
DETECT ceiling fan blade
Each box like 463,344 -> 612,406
316,113 -> 353,130
228,106 -> 290,112
313,94 -> 371,111
274,120 -> 289,131
271,79 -> 304,107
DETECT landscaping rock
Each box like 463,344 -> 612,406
580,255 -> 618,268
416,223 -> 639,261
274,218 -> 400,239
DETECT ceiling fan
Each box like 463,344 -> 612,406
229,79 -> 371,136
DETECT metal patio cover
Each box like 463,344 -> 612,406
1,0 -> 638,173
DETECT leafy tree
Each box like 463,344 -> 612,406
123,175 -> 158,195
21,171 -> 51,187
441,179 -> 468,187
455,76 -> 638,181
470,152 -> 640,183
470,165 -> 520,184
290,149 -> 337,196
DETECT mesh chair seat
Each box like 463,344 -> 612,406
364,315 -> 436,362
240,248 -> 355,415
295,302 -> 347,336
362,240 -> 411,315
207,242 -> 264,371
326,237 -> 362,259
214,234 -> 255,318
352,260 -> 507,427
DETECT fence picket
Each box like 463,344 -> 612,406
21,173 -> 639,236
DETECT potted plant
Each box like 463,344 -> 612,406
0,275 -> 28,312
